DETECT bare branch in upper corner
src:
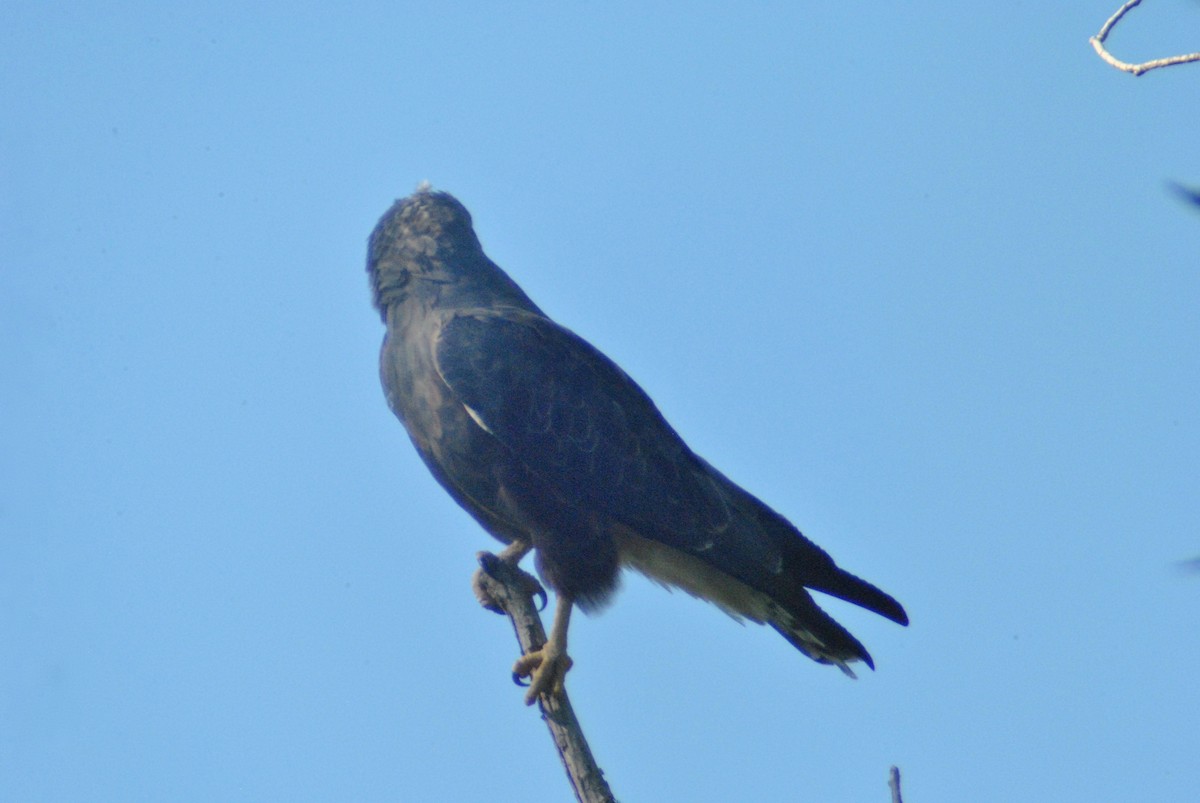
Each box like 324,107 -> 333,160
1090,0 -> 1200,76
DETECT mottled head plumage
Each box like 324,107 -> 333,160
367,187 -> 483,316
366,186 -> 541,320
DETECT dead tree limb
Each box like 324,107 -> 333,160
1090,0 -> 1200,76
474,552 -> 617,803
888,765 -> 905,803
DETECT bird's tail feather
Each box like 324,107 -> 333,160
770,593 -> 875,674
755,500 -> 909,626
806,569 -> 909,626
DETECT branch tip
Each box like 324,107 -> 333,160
1090,0 -> 1200,76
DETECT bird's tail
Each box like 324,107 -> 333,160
768,562 -> 908,675
751,498 -> 908,672
769,591 -> 876,676
806,567 -> 909,626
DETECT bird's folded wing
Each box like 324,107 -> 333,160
433,308 -> 780,572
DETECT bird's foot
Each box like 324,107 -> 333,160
512,640 -> 573,705
472,549 -> 546,613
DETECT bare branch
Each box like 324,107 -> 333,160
1090,0 -> 1200,76
474,552 -> 617,803
889,765 -> 905,803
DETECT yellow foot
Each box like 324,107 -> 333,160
513,643 -> 574,706
472,550 -> 547,613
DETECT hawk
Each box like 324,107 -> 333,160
368,188 -> 907,703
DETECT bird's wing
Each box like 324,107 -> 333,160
433,307 -> 781,572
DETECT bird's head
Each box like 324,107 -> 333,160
367,186 -> 487,315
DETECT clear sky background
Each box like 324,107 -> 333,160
3,3 -> 1198,802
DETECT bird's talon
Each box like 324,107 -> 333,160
474,549 -> 547,611
512,645 -> 573,705
476,551 -> 501,575
471,565 -> 506,614
512,672 -> 530,687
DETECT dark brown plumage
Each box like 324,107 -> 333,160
368,187 -> 906,700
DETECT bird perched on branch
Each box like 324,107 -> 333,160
368,187 -> 907,704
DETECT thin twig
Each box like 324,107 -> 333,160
888,765 -> 904,803
475,552 -> 617,803
1090,0 -> 1200,76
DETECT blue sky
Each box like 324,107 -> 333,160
3,3 -> 1198,801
